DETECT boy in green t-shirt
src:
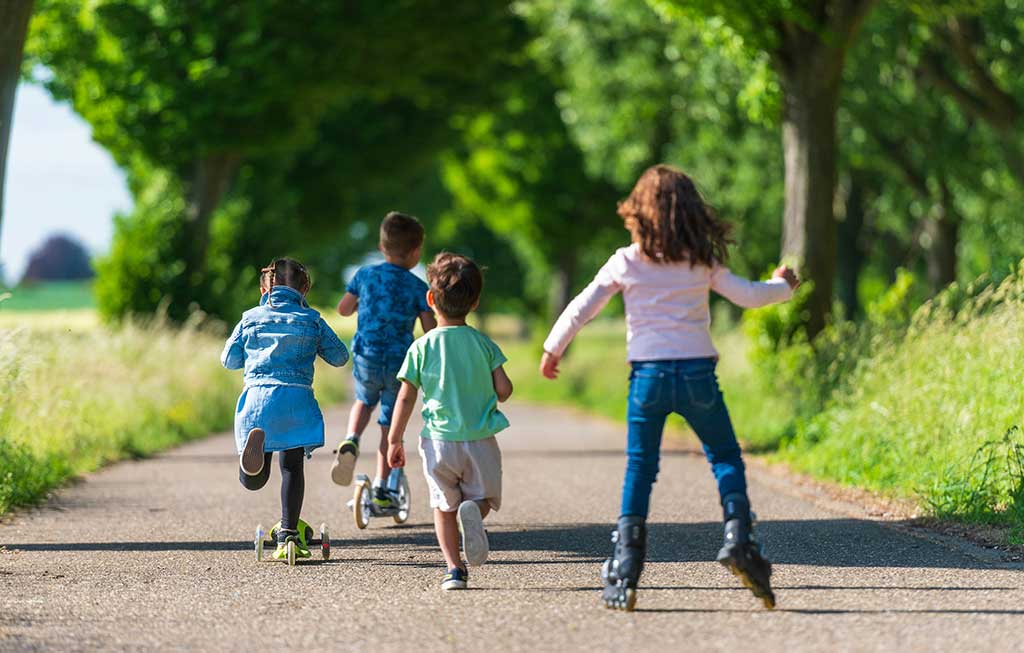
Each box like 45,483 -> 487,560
387,252 -> 513,591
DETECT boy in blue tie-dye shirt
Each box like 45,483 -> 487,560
332,212 -> 437,508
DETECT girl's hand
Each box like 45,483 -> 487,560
540,351 -> 561,379
387,442 -> 405,469
773,265 -> 800,289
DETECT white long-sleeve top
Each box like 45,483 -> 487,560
543,244 -> 793,361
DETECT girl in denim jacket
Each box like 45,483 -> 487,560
222,258 -> 349,560
540,165 -> 799,611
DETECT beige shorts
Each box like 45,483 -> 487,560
418,436 -> 502,512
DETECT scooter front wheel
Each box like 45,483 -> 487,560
353,479 -> 371,529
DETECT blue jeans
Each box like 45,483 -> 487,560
621,358 -> 747,518
352,353 -> 404,426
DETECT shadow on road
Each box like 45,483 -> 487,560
4,518 -> 1001,571
485,519 -> 1001,570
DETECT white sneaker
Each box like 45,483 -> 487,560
457,501 -> 489,567
240,428 -> 265,476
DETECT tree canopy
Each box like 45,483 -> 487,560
14,0 -> 1023,337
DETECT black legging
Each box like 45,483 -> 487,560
239,448 -> 304,533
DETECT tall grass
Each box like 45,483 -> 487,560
0,312 -> 347,515
779,282 -> 1024,538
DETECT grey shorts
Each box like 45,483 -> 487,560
418,436 -> 502,513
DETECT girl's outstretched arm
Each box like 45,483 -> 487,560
221,321 -> 245,370
711,264 -> 797,308
542,256 -> 622,362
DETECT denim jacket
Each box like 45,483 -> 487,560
221,286 -> 349,385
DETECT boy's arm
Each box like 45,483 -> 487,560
419,310 -> 437,333
220,321 -> 245,370
337,292 -> 358,317
317,317 -> 350,367
492,365 -> 513,402
710,264 -> 797,308
386,381 -> 419,468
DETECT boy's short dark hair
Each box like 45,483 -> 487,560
380,211 -> 425,257
426,252 -> 482,319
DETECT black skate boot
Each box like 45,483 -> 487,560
716,493 -> 775,609
600,515 -> 646,611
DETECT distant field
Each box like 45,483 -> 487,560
0,281 -> 95,311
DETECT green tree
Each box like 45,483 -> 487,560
0,0 -> 34,252
27,0 -> 524,319
648,0 -> 878,336
916,4 -> 1024,185
517,0 -> 785,282
837,0 -> 1021,300
441,67 -> 621,319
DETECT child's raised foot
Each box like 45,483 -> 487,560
441,567 -> 468,590
457,501 -> 489,567
716,496 -> 776,609
331,437 -> 359,486
717,532 -> 775,609
240,428 -> 265,476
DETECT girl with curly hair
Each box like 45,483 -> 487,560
540,164 -> 799,611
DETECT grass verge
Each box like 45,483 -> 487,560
0,311 -> 347,516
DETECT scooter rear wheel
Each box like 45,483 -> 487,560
320,523 -> 331,559
393,472 -> 411,525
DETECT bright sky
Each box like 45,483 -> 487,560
0,83 -> 132,285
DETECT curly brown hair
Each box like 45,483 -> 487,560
616,164 -> 733,267
426,252 -> 482,319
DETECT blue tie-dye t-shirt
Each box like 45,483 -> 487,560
348,262 -> 430,360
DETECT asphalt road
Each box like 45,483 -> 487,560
2,400 -> 1022,652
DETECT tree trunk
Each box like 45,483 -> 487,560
771,0 -> 875,337
836,171 -> 867,320
777,56 -> 842,338
183,152 -> 241,285
0,0 -> 34,253
923,214 -> 958,293
924,182 -> 960,293
549,250 -> 576,321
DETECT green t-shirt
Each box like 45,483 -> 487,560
398,325 -> 510,441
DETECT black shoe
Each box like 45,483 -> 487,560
239,428 -> 265,476
716,495 -> 776,609
601,515 -> 646,611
